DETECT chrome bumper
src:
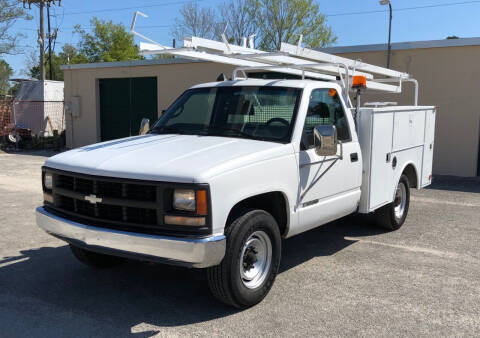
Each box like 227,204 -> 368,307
36,207 -> 226,268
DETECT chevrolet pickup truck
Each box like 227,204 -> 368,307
37,77 -> 435,308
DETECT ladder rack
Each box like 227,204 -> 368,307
131,11 -> 413,95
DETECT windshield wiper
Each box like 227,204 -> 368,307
150,126 -> 186,135
203,126 -> 257,140
151,125 -> 265,141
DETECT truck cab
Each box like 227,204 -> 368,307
37,77 -> 435,308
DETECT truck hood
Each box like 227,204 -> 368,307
44,134 -> 293,183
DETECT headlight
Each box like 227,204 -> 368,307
44,172 -> 53,190
173,189 -> 196,211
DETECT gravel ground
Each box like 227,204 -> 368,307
0,151 -> 479,337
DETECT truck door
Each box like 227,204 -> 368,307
293,88 -> 362,236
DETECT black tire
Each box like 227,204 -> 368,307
375,174 -> 410,230
69,244 -> 124,268
207,209 -> 282,308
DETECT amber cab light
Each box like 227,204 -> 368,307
352,75 -> 367,88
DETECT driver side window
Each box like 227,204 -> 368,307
301,88 -> 350,150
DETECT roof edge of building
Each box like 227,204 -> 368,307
319,37 -> 480,54
60,37 -> 480,70
60,57 -> 200,71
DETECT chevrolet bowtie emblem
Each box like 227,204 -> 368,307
85,194 -> 102,204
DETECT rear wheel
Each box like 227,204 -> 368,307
69,244 -> 124,268
207,209 -> 281,308
375,174 -> 410,230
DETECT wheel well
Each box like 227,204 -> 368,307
226,192 -> 288,236
403,164 -> 418,188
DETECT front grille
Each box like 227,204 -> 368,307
43,169 -> 211,236
56,174 -> 157,202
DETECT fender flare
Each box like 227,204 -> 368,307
398,161 -> 420,189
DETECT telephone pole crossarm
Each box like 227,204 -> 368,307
22,0 -> 61,80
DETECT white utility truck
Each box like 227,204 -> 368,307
36,21 -> 435,308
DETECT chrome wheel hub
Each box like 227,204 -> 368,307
240,231 -> 272,289
394,181 -> 407,221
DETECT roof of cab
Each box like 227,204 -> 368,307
189,79 -> 339,90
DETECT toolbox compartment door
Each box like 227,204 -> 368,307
357,109 -> 395,212
369,112 -> 395,210
421,108 -> 436,186
357,106 -> 436,213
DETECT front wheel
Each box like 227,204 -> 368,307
375,174 -> 410,230
207,209 -> 282,308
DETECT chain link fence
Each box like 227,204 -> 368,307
0,99 -> 13,137
0,99 -> 65,148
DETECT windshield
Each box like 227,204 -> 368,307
150,86 -> 302,143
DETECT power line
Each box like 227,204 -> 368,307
16,41 -> 68,48
325,0 -> 480,17
61,0 -> 210,16
16,25 -> 171,31
12,0 -> 480,43
44,0 -> 480,17
15,0 -> 480,32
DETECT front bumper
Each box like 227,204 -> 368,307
36,207 -> 226,268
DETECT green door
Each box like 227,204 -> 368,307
99,77 -> 158,141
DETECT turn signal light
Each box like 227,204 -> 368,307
352,75 -> 367,88
196,190 -> 208,215
164,215 -> 206,227
43,193 -> 54,203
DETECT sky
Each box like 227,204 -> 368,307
4,0 -> 480,76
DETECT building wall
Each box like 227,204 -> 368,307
336,46 -> 480,177
63,61 -> 234,149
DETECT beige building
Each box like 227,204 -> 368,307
61,37 -> 480,177
321,38 -> 480,177
62,59 -> 235,149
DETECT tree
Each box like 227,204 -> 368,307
0,59 -> 12,95
0,0 -> 31,56
75,17 -> 142,63
60,44 -> 89,65
446,36 -> 459,39
171,2 -> 221,41
219,0 -> 257,45
250,0 -> 336,50
29,44 -> 88,81
172,0 -> 335,51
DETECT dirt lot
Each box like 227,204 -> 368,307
1,151 -> 479,337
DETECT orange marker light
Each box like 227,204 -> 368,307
352,75 -> 367,88
328,89 -> 337,97
196,190 -> 208,215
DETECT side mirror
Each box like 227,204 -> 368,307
313,125 -> 338,156
139,118 -> 150,135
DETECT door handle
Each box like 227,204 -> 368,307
350,153 -> 358,162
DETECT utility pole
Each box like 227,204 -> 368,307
39,0 -> 45,80
47,3 -> 52,80
22,1 -> 61,80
